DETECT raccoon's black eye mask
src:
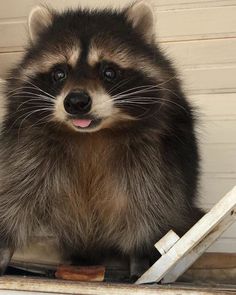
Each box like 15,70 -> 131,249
47,60 -> 123,87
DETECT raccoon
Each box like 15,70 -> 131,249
0,1 -> 203,277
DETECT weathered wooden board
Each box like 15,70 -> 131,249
0,276 -> 235,295
1,0 -> 236,19
161,38 -> 236,68
136,186 -> 236,284
0,21 -> 27,49
181,252 -> 236,284
161,215 -> 236,283
155,6 -> 236,42
153,0 -> 236,10
0,0 -> 35,19
0,52 -> 22,76
1,4 -> 236,48
201,144 -> 236,174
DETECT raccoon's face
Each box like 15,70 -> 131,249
5,2 -> 172,133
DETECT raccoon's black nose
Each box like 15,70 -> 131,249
64,92 -> 92,115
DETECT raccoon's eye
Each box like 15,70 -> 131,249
102,67 -> 117,82
52,68 -> 67,83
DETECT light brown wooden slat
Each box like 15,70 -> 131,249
182,253 -> 236,284
0,0 -> 35,19
1,5 -> 236,49
182,65 -> 236,94
161,38 -> 236,68
0,52 -> 22,76
190,93 -> 236,118
191,253 -> 236,269
1,0 -> 236,19
207,223 -> 236,240
0,21 -> 27,49
208,238 -> 236,253
182,269 -> 236,285
153,0 -> 236,10
201,144 -> 236,174
199,173 -> 236,206
155,6 -> 236,42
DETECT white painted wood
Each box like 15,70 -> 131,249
190,93 -> 236,118
1,5 -> 236,49
182,65 -> 236,94
208,237 -> 236,252
156,6 -> 236,42
199,173 -> 236,206
199,120 -> 236,144
161,38 -> 236,68
201,144 -> 236,174
0,21 -> 27,49
3,0 -> 236,17
0,52 -> 22,76
42,0 -> 236,12
216,223 -> 236,239
153,0 -> 236,10
155,230 -> 180,255
2,0 -> 236,19
136,186 -> 236,284
161,212 -> 236,283
0,0 -> 35,19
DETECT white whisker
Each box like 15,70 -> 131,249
14,98 -> 54,111
6,77 -> 55,99
108,77 -> 135,95
113,84 -> 159,98
10,91 -> 54,101
17,109 -> 53,141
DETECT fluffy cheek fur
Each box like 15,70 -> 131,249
53,87 -> 133,132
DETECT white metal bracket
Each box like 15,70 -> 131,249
136,186 -> 236,284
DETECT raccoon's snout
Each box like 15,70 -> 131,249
64,91 -> 92,115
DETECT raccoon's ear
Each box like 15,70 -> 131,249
125,1 -> 155,44
28,6 -> 53,43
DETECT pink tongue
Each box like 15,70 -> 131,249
72,119 -> 92,128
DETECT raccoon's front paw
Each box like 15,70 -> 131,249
0,246 -> 13,275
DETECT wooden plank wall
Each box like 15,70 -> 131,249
0,0 -> 235,252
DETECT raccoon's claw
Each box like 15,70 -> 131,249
0,247 -> 13,275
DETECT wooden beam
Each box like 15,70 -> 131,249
0,276 -> 235,295
155,230 -> 180,255
136,186 -> 236,284
191,253 -> 236,269
162,212 -> 236,283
